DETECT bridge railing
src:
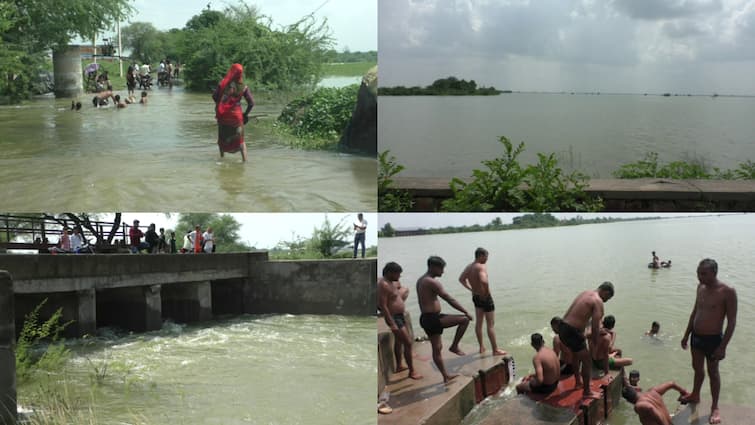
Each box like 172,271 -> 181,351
0,214 -> 127,252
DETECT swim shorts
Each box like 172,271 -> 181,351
391,313 -> 406,329
691,332 -> 723,359
530,380 -> 558,395
558,321 -> 587,353
472,294 -> 495,312
420,312 -> 446,336
592,357 -> 615,370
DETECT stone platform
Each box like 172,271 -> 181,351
671,400 -> 755,425
378,316 -> 622,425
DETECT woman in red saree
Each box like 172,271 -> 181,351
213,63 -> 255,162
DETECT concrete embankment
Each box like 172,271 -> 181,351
393,177 -> 755,212
378,314 -> 622,425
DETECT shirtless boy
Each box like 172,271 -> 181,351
458,247 -> 506,355
680,258 -> 737,424
417,256 -> 473,383
378,262 -> 422,380
557,281 -> 614,399
516,333 -> 560,396
590,315 -> 633,375
622,381 -> 690,425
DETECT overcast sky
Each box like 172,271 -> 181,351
89,0 -> 376,52
378,213 -> 735,231
119,212 -> 377,249
379,0 -> 755,94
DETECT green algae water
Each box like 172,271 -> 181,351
18,315 -> 374,425
379,214 -> 755,424
0,87 -> 375,211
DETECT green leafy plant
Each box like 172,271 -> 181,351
16,298 -> 73,381
441,136 -> 603,212
378,150 -> 414,212
614,152 -> 755,180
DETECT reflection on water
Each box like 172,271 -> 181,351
0,88 -> 375,211
18,315 -> 374,425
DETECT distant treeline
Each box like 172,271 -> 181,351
379,76 -> 503,96
325,50 -> 377,63
379,213 -> 662,237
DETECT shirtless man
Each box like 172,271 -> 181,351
622,381 -> 689,425
550,316 -> 574,376
679,258 -> 737,424
590,315 -> 633,375
377,262 -> 422,380
416,256 -> 473,383
557,281 -> 614,399
458,247 -> 506,356
651,251 -> 660,269
516,333 -> 560,396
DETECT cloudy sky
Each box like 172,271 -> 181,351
87,0 -> 376,52
379,0 -> 755,93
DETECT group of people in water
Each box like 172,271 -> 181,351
378,252 -> 737,424
650,250 -> 672,269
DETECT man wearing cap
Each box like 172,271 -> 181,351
129,220 -> 150,253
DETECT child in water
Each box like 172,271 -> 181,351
139,91 -> 148,104
645,321 -> 660,337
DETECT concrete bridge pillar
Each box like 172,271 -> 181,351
161,281 -> 212,323
96,285 -> 162,332
52,45 -> 83,98
0,271 -> 17,425
75,289 -> 96,337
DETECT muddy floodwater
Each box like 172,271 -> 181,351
0,84 -> 375,211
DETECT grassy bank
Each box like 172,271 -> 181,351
322,61 -> 375,77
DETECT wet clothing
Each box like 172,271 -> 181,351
592,357 -> 615,370
691,332 -> 723,359
558,321 -> 587,353
420,312 -> 446,336
391,313 -> 406,329
472,294 -> 495,312
530,380 -> 558,395
213,64 -> 254,154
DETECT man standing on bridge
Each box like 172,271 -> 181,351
458,247 -> 507,356
679,258 -> 737,425
417,256 -> 473,383
557,281 -> 614,399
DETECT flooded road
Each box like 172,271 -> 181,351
0,86 -> 375,211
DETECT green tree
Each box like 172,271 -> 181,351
177,3 -> 332,91
122,22 -> 164,64
174,213 -> 251,252
379,223 -> 395,237
307,215 -> 352,257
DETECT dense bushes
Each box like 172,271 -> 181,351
179,5 -> 331,91
277,84 -> 359,142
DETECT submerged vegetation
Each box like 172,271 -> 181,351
613,152 -> 755,180
379,76 -> 502,96
276,85 -> 360,149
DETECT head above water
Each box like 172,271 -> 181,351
382,262 -> 402,278
651,321 -> 660,332
597,281 -> 614,301
602,315 -> 616,330
531,333 -> 544,350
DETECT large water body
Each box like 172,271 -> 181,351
378,94 -> 755,178
0,79 -> 375,211
19,314 -> 374,425
378,214 -> 755,424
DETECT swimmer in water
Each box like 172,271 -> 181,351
645,321 -> 660,337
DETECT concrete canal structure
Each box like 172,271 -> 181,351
0,253 -> 376,337
0,271 -> 16,425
